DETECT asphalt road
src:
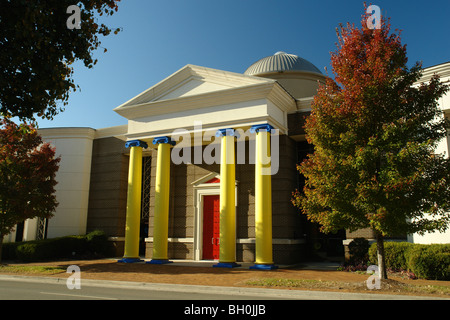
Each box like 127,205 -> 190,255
1,277 -> 438,320
0,275 -> 446,301
0,278 -> 288,300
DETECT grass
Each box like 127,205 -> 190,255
245,277 -> 450,297
246,278 -> 361,290
0,265 -> 66,275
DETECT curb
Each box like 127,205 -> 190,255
0,274 -> 447,300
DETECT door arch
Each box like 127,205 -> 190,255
192,172 -> 238,261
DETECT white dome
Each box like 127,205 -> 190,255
244,52 -> 322,76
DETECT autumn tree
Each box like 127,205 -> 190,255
292,9 -> 450,279
0,0 -> 121,121
0,118 -> 60,263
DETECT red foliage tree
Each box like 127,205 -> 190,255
0,118 -> 60,263
292,7 -> 450,279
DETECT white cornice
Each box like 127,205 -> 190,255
266,83 -> 297,112
94,124 -> 128,140
124,117 -> 287,144
418,62 -> 450,83
188,64 -> 276,86
114,82 -> 277,120
38,127 -> 96,140
115,64 -> 276,111
295,97 -> 314,112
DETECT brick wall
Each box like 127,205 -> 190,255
87,134 -> 307,264
87,137 -> 129,237
144,136 -> 306,264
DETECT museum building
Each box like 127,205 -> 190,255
5,53 -> 450,266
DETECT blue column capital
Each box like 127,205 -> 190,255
152,136 -> 176,146
216,128 -> 240,138
125,140 -> 148,149
250,124 -> 274,134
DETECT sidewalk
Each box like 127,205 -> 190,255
0,273 -> 443,300
1,258 -> 449,300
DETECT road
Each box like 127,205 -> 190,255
0,278 -> 288,300
0,275 -> 446,301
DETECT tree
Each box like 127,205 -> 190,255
0,118 -> 60,263
292,8 -> 450,279
0,0 -> 121,121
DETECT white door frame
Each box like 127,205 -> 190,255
192,172 -> 238,261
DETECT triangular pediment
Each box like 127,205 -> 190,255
191,172 -> 238,187
191,172 -> 220,186
115,64 -> 276,109
153,77 -> 232,101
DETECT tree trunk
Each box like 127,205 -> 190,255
376,232 -> 388,280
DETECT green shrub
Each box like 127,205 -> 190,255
407,244 -> 450,280
85,230 -> 110,255
16,240 -> 52,262
15,236 -> 87,262
369,242 -> 414,271
348,238 -> 370,265
2,230 -> 112,262
1,242 -> 20,261
369,242 -> 450,280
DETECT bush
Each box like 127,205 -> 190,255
348,238 -> 370,265
2,230 -> 112,262
16,236 -> 87,262
369,242 -> 450,280
1,242 -> 20,261
16,239 -> 53,262
369,241 -> 414,271
85,230 -> 112,256
407,244 -> 450,280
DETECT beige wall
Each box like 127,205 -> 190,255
39,128 -> 96,238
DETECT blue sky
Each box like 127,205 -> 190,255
37,0 -> 450,129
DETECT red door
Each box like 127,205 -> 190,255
202,195 -> 220,260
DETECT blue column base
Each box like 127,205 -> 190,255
250,264 -> 278,270
213,262 -> 241,268
147,259 -> 173,265
117,258 -> 143,263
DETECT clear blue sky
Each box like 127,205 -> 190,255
37,0 -> 450,129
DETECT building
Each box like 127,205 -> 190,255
5,53 -> 450,266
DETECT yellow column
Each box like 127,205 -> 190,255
148,137 -> 174,264
250,124 -> 278,270
119,140 -> 148,263
214,129 -> 240,268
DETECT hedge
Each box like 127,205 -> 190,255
369,242 -> 450,280
1,230 -> 113,262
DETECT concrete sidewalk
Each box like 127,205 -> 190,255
113,257 -> 343,271
0,274 -> 446,300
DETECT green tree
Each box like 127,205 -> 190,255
0,118 -> 60,263
292,10 -> 450,279
0,0 -> 121,121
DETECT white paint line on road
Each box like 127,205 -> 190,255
39,291 -> 118,300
